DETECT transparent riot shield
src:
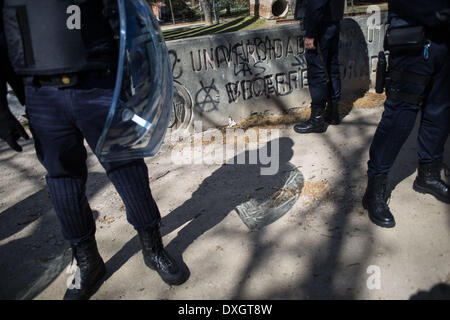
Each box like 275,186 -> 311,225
95,0 -> 173,162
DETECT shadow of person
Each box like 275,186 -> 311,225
0,172 -> 107,299
410,283 -> 450,300
160,137 -> 303,264
103,137 -> 304,290
336,17 -> 370,122
103,137 -> 303,288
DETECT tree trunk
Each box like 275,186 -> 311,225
226,3 -> 231,15
202,0 -> 214,25
167,0 -> 176,24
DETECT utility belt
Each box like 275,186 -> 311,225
25,69 -> 114,88
384,25 -> 427,56
375,24 -> 433,106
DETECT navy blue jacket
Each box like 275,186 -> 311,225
389,0 -> 450,28
294,0 -> 345,38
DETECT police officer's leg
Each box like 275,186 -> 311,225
74,74 -> 187,285
294,28 -> 329,134
363,49 -> 433,228
413,42 -> 450,203
364,100 -> 420,228
71,75 -> 161,230
25,83 -> 105,300
368,101 -> 420,177
325,21 -> 342,125
25,84 -> 97,243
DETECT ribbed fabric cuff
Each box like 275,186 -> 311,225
107,162 -> 161,230
46,176 -> 95,243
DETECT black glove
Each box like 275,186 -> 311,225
0,111 -> 30,152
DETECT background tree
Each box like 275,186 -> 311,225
201,0 -> 215,25
218,0 -> 234,15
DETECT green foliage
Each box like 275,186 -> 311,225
159,0 -> 197,21
163,15 -> 270,40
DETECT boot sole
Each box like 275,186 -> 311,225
293,126 -> 327,134
144,257 -> 187,286
362,198 -> 396,228
413,180 -> 450,204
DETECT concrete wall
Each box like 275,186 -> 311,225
166,13 -> 388,131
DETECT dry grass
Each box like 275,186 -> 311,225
352,92 -> 386,109
234,92 -> 386,131
301,180 -> 329,200
234,110 -> 311,131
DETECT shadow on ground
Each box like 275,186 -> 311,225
410,283 -> 450,300
101,137 -> 305,286
0,171 -> 107,300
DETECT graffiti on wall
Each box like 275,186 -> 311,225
168,34 -> 311,123
166,16 -> 384,128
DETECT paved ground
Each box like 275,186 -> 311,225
1,93 -> 450,300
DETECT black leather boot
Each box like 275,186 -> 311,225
294,105 -> 327,133
138,225 -> 187,286
362,174 -> 396,228
324,99 -> 341,125
64,237 -> 106,300
413,160 -> 450,203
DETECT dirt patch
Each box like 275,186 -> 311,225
351,92 -> 386,109
98,215 -> 116,225
233,92 -> 385,131
233,109 -> 311,131
301,180 -> 329,200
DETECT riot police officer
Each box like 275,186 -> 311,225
363,0 -> 450,228
0,0 -> 187,299
293,0 -> 345,134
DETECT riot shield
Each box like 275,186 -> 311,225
95,0 -> 173,162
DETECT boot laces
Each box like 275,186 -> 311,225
381,184 -> 391,207
442,162 -> 450,178
373,182 -> 390,208
141,225 -> 164,254
71,242 -> 98,274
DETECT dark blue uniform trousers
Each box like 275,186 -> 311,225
305,21 -> 342,107
25,74 -> 161,243
368,40 -> 450,178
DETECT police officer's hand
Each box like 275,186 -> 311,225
0,112 -> 30,152
305,37 -> 316,50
